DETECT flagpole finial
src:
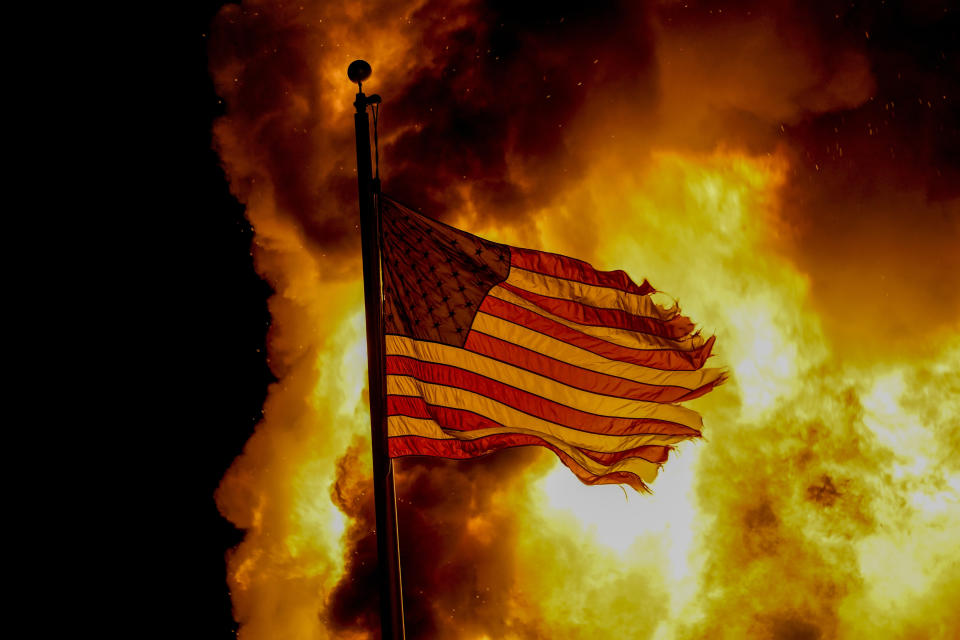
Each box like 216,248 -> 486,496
348,59 -> 372,91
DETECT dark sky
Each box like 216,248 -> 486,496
188,3 -> 271,637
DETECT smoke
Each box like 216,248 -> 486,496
209,1 -> 960,638
326,444 -> 556,638
209,0 -> 665,258
210,0 -> 957,346
645,1 -> 959,358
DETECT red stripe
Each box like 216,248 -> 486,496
388,433 -> 663,492
387,355 -> 698,436
499,281 -> 694,339
388,396 -> 504,431
388,431 -> 669,465
510,247 -> 655,296
389,431 -> 545,458
465,331 -> 710,402
579,443 -> 670,465
480,296 -> 715,371
565,468 -> 651,493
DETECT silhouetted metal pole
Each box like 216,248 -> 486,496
349,59 -> 405,640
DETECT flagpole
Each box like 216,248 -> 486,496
349,60 -> 406,640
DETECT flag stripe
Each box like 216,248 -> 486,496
387,415 -> 665,484
464,330 -> 723,402
387,375 -> 693,449
464,331 -> 713,402
461,320 -> 723,388
387,433 -> 655,493
386,354 -> 701,431
509,246 -> 654,296
499,280 -> 695,339
491,284 -> 705,351
477,299 -> 714,371
385,337 -> 704,426
507,267 -> 674,320
388,432 -> 667,468
387,399 -> 671,464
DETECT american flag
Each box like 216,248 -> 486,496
380,195 -> 724,492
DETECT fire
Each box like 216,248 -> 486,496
209,1 -> 959,638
